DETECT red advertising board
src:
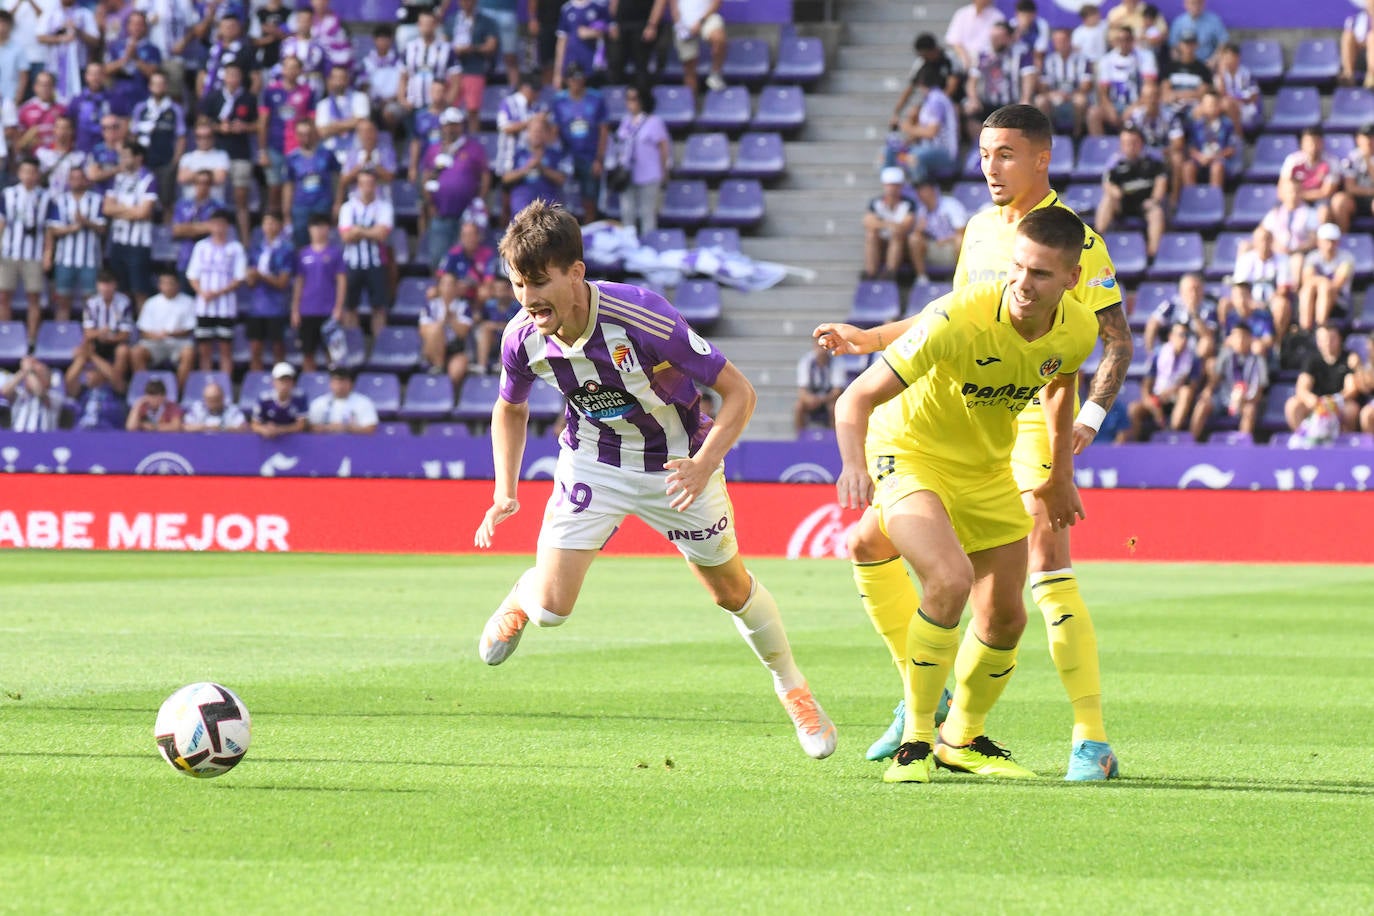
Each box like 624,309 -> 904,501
0,474 -> 1370,563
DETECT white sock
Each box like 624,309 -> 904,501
516,569 -> 568,627
728,574 -> 804,694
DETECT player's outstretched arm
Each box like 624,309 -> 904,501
833,361 -> 907,510
1077,303 -> 1133,454
813,314 -> 919,356
475,397 -> 530,547
1035,372 -> 1086,531
665,361 -> 755,512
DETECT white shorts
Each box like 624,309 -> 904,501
539,448 -> 739,566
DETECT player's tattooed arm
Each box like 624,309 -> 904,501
1074,303 -> 1132,454
813,315 -> 919,356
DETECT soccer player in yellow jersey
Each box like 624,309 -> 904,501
817,105 -> 1132,781
835,207 -> 1099,782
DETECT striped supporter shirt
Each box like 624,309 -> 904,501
402,37 -> 453,110
186,238 -> 248,319
108,168 -> 158,248
1,184 -> 51,261
339,195 -> 393,271
48,190 -> 107,269
82,291 -> 134,335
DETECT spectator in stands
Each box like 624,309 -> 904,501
506,113 -> 570,214
39,0 -> 100,105
961,22 -> 1035,140
336,119 -> 397,207
895,65 -> 960,184
473,274 -> 518,374
36,117 -> 85,196
1138,3 -> 1168,58
359,25 -> 406,134
250,0 -> 290,75
553,0 -> 608,90
1072,4 -> 1109,64
1169,0 -> 1228,66
794,337 -> 845,434
68,62 -> 111,155
1190,321 -> 1267,441
448,0 -> 499,134
1358,342 -> 1374,433
309,0 -> 354,75
1180,88 -> 1235,200
422,107 -> 491,267
284,120 -> 337,248
1297,223 -> 1357,331
419,270 -> 473,385
1144,271 -> 1217,354
1280,127 -> 1339,223
187,208 -> 247,375
130,70 -> 185,214
317,58 -> 371,162
552,62 -> 608,223
172,169 -> 225,290
281,5 -> 326,96
1213,42 -> 1259,134
292,213 -> 346,373
531,0 -> 564,85
66,356 -> 126,429
0,13 -> 29,111
84,114 -> 127,196
496,73 -> 546,217
1126,321 -> 1200,440
245,211 -> 295,372
399,10 -> 453,121
45,165 -> 105,324
177,117 -> 231,200
861,167 -> 915,281
183,380 -> 248,432
1160,29 -> 1211,114
0,158 -> 50,341
1,355 -> 62,431
125,376 -> 182,430
16,71 -> 65,157
1227,226 -> 1288,350
1342,0 -> 1374,88
910,179 -> 967,285
479,0 -> 522,89
1011,0 -> 1050,69
1260,179 -> 1320,296
131,270 -> 195,388
438,219 -> 497,303
1332,124 -> 1374,234
891,33 -> 964,131
251,360 -> 308,438
667,0 -> 725,95
308,367 -> 378,434
339,170 -> 394,337
608,0 -> 661,95
258,54 -> 315,217
1123,80 -> 1183,173
76,269 -> 132,392
1107,0 -> 1146,36
1285,323 -> 1361,434
410,79 -> 452,188
1097,126 -> 1166,258
1034,27 -> 1094,137
612,85 -> 669,237
199,14 -> 254,101
143,0 -> 202,103
945,0 -> 1005,72
1091,26 -> 1156,137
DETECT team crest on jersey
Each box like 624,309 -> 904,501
1039,356 -> 1063,378
1086,266 -> 1117,289
567,379 -> 636,419
612,343 -> 638,373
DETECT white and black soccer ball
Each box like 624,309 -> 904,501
154,683 -> 252,778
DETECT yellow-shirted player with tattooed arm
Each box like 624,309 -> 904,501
834,207 -> 1098,782
817,104 -> 1132,781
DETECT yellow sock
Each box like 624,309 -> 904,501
943,634 -> 1019,747
902,610 -> 959,744
852,558 -> 919,676
1031,569 -> 1107,743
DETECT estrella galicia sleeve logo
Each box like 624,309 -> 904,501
1086,266 -> 1117,289
567,380 -> 637,419
1039,356 -> 1063,378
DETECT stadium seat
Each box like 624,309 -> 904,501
1132,281 -> 1174,323
151,224 -> 175,262
731,132 -> 785,180
676,132 -> 731,179
661,42 -> 707,81
400,373 -> 456,420
1327,133 -> 1356,163
126,370 -> 177,405
1206,232 -> 1247,279
366,327 -> 421,372
1348,333 -> 1371,362
602,84 -> 628,124
1240,39 -> 1284,86
1060,183 -> 1103,217
659,180 -> 711,227
952,181 -> 991,216
298,371 -> 330,402
1260,382 -> 1297,432
421,422 -> 474,438
641,228 -> 687,253
237,371 -> 270,410
652,85 -> 696,132
32,321 -> 82,367
751,85 -> 805,133
698,87 -> 751,133
847,280 -> 900,327
1147,232 -> 1205,279
710,179 -> 765,228
1048,134 -> 1074,183
905,279 -> 951,316
1126,333 -> 1152,378
376,421 -> 411,436
961,146 -> 983,180
389,227 -> 413,267
1149,430 -> 1195,445
392,181 -> 421,222
696,227 -> 741,252
1266,87 -> 1322,132
1340,233 -> 1374,279
450,374 -> 497,422
393,276 -> 430,324
1246,134 -> 1299,182
0,321 -> 25,367
355,372 -> 402,418
1213,430 -> 1255,446
479,84 -> 505,130
180,371 -> 232,407
1336,432 -> 1374,447
674,279 -> 722,330
527,379 -> 565,426
1226,184 -> 1276,229
476,131 -> 498,164
1104,231 -> 1148,279
1172,185 -> 1225,232
721,38 -> 771,84
1286,39 -> 1341,85
1073,135 -> 1117,181
772,35 -> 825,84
1328,88 -> 1374,133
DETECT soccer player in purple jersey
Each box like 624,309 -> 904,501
473,201 -> 836,759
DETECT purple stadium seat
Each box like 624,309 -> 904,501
366,326 -> 421,372
721,38 -> 771,84
1348,334 -> 1371,362
389,227 -> 413,268
711,179 -> 765,227
180,371 -> 232,406
1267,87 -> 1322,132
126,370 -> 177,405
696,227 -> 740,251
961,146 -> 983,180
355,372 -> 402,418
652,85 -> 696,132
1329,88 -> 1374,133
1048,134 -> 1074,183
0,321 -> 25,367
376,421 -> 411,436
1341,234 -> 1374,279
526,379 -> 565,425
237,371 -> 270,410
905,279 -> 951,316
1104,231 -> 1148,279
451,374 -> 497,422
659,180 -> 710,227
331,0 -> 396,22
421,422 -> 473,438
151,224 -> 175,262
731,132 -> 785,180
298,371 -> 330,402
391,181 -> 420,221
661,42 -> 707,81
393,276 -> 430,324
952,180 -> 991,216
1172,185 -> 1225,231
1073,135 -> 1117,181
676,132 -> 731,179
400,373 -> 456,421
1125,333 -> 1152,378
1213,430 -> 1255,446
642,228 -> 687,252
1149,429 -> 1195,445
1246,134 -> 1299,182
33,321 -> 83,367
698,87 -> 751,132
1260,382 -> 1297,433
751,85 -> 805,133
674,279 -> 722,330
602,84 -> 627,125
1132,281 -> 1174,325
1226,183 -> 1276,229
847,280 -> 900,327
773,35 -> 825,84
1148,232 -> 1205,279
479,84 -> 505,130
1286,39 -> 1341,85
1060,183 -> 1103,217
1240,39 -> 1284,86
1206,232 -> 1247,279
476,131 -> 498,164
1336,432 -> 1374,447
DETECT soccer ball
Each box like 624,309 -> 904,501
154,682 -> 252,778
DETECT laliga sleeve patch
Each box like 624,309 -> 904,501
687,328 -> 713,356
896,324 -> 928,359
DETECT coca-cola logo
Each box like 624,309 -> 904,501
786,503 -> 858,559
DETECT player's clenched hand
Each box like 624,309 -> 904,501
836,463 -> 874,510
1033,476 -> 1085,531
1071,422 -> 1097,455
474,497 -> 520,548
812,322 -> 873,356
664,457 -> 712,511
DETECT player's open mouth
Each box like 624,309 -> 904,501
527,306 -> 555,325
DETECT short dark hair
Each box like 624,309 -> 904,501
329,366 -> 355,380
1016,206 -> 1086,260
264,210 -> 284,223
372,23 -> 394,38
209,208 -> 233,223
146,378 -> 167,395
1015,0 -> 1038,12
1120,125 -> 1144,141
1301,125 -> 1325,140
518,71 -> 540,91
913,32 -> 938,53
308,213 -> 332,228
917,64 -> 944,89
122,139 -> 146,158
17,156 -> 38,172
97,269 -> 118,285
498,200 -> 583,285
0,10 -> 13,25
982,104 -> 1054,147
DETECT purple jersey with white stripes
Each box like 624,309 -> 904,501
499,281 -> 726,473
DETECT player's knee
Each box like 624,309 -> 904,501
517,571 -> 573,624
923,561 -> 973,612
707,569 -> 753,611
845,516 -> 895,564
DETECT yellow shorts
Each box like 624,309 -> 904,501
868,450 -> 1032,555
1010,386 -> 1082,492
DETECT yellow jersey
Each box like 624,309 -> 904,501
868,280 -> 1099,473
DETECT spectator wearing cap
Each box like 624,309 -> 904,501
258,54 -> 316,218
172,168 -> 226,291
1190,321 -> 1268,442
944,0 -> 1006,72
896,65 -> 960,183
245,211 -> 296,372
794,337 -> 846,434
132,271 -> 196,389
891,33 -> 965,132
1169,0 -> 1228,66
126,376 -> 183,431
421,106 -> 491,268
1160,28 -> 1210,114
1298,224 -> 1357,331
610,85 -> 668,237
291,213 -> 346,374
551,63 -> 609,223
187,208 -> 248,375
252,361 -> 309,439
0,158 -> 50,342
183,380 -> 248,432
863,167 -> 916,281
309,367 -> 379,434
1,356 -> 63,432
448,0 -> 499,135
1097,125 -> 1166,258
910,180 -> 968,285
283,120 -> 338,249
1332,124 -> 1374,234
1341,0 -> 1374,88
1280,127 -> 1339,223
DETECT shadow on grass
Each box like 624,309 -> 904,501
22,705 -> 787,727
0,749 -> 609,772
924,772 -> 1374,798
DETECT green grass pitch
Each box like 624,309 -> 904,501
2,552 -> 1373,913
